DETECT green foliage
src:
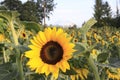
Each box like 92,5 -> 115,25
93,0 -> 112,27
22,21 -> 42,33
0,0 -> 22,11
74,18 -> 97,57
19,1 -> 39,23
94,0 -> 103,27
73,42 -> 86,56
0,63 -> 17,80
0,0 -> 56,23
81,18 -> 97,34
97,52 -> 109,63
0,10 -> 20,22
0,10 -> 45,80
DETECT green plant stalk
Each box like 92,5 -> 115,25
10,21 -> 19,45
87,56 -> 100,80
82,27 -> 100,80
16,54 -> 25,80
101,72 -> 105,80
10,21 -> 25,80
2,47 -> 7,63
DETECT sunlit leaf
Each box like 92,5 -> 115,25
81,18 -> 97,34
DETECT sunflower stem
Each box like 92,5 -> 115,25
16,54 -> 25,80
10,21 -> 19,45
82,26 -> 100,80
10,21 -> 25,80
2,47 -> 7,63
87,56 -> 100,80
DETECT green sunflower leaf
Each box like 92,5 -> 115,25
0,63 -> 12,69
22,21 -> 42,33
17,45 -> 30,54
73,42 -> 86,57
0,63 -> 17,80
81,18 -> 97,34
97,52 -> 109,63
0,69 -> 17,80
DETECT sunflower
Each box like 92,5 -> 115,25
71,32 -> 75,37
73,38 -> 78,42
109,35 -> 117,43
91,49 -> 99,60
106,68 -> 120,80
0,34 -> 5,42
25,27 -> 75,79
101,40 -> 105,46
87,40 -> 92,45
70,68 -> 89,80
20,31 -> 27,39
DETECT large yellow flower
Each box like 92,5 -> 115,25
25,27 -> 75,79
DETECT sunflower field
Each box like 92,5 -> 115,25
1,10 -> 120,80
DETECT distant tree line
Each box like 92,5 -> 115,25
0,0 -> 56,24
94,0 -> 120,28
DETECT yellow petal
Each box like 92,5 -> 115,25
44,64 -> 50,76
27,58 -> 42,71
27,58 -> 41,67
30,39 -> 41,48
56,28 -> 64,37
38,31 -> 47,44
25,50 -> 39,58
58,60 -> 70,72
35,63 -> 44,74
78,73 -> 84,80
63,55 -> 72,60
56,34 -> 67,45
63,43 -> 75,51
41,64 -> 50,76
62,61 -> 70,70
28,45 -> 40,50
52,68 -> 59,79
36,34 -> 45,46
82,69 -> 89,78
70,75 -> 76,80
44,27 -> 52,41
51,27 -> 57,41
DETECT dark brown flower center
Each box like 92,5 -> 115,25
40,41 -> 63,65
22,33 -> 26,37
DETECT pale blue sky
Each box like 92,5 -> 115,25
22,0 -> 118,27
